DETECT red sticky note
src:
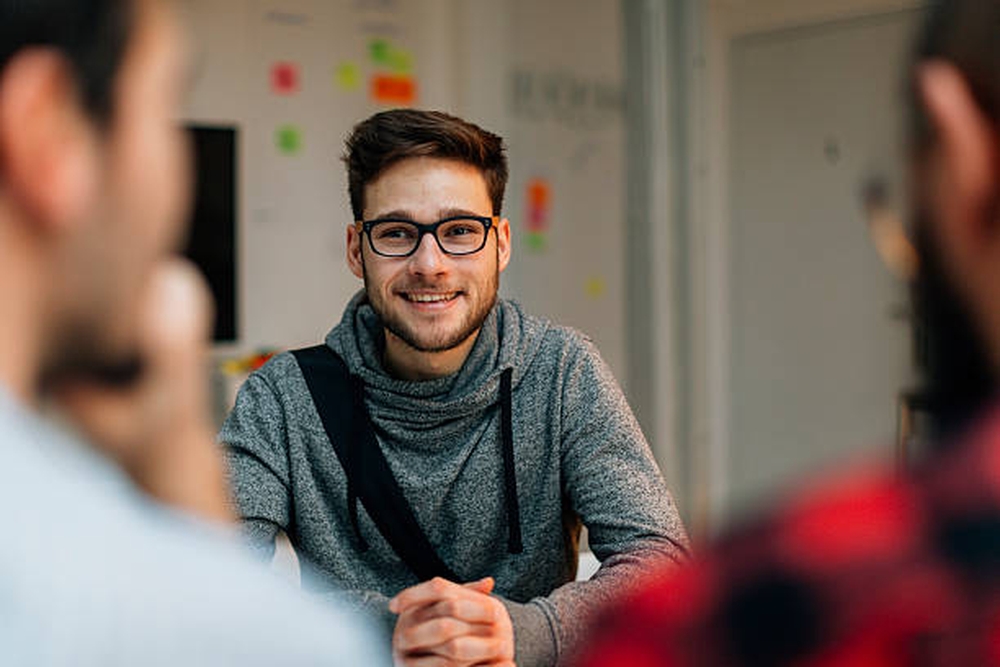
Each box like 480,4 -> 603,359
371,74 -> 417,105
271,62 -> 300,95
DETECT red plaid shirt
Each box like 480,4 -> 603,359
575,408 -> 1000,666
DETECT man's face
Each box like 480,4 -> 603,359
347,156 -> 511,353
55,0 -> 191,372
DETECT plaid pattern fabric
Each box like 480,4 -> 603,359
576,408 -> 1000,667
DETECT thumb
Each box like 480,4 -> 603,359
140,258 -> 213,368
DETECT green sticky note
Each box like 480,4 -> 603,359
276,125 -> 302,155
335,61 -> 361,91
388,49 -> 413,74
525,231 -> 547,252
369,39 -> 392,65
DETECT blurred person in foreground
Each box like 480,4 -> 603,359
0,0 -> 385,663
575,1 -> 1000,665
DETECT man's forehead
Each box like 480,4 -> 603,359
363,157 -> 492,217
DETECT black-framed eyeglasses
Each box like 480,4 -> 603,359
356,215 -> 498,258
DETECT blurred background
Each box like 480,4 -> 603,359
181,0 -> 927,539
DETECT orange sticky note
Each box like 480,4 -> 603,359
371,74 -> 417,105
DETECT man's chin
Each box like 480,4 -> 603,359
388,326 -> 477,355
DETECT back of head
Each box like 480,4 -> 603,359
343,109 -> 508,220
0,0 -> 133,125
909,0 -> 1000,442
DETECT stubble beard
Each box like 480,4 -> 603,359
363,261 -> 499,354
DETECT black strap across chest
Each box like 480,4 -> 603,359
292,345 -> 522,583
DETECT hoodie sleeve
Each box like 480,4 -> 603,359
506,331 -> 691,666
218,370 -> 293,562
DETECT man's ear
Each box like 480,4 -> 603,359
917,61 -> 999,265
497,217 -> 512,273
346,223 -> 365,279
0,48 -> 100,234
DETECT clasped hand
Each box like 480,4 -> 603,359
389,576 -> 515,667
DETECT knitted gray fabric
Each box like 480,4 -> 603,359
220,292 -> 689,666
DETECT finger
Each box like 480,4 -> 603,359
140,258 -> 213,359
407,595 -> 505,626
138,259 -> 213,410
390,577 -> 466,614
393,654 -> 455,667
395,616 -> 481,653
419,635 -> 508,663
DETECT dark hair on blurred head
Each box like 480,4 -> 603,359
343,109 -> 509,220
0,0 -> 135,124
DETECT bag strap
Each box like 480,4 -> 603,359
292,345 -> 459,582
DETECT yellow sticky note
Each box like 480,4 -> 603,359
585,277 -> 606,299
335,62 -> 361,91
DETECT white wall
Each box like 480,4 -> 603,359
183,0 -> 462,353
183,0 -> 630,397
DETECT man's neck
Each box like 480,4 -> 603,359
382,329 -> 480,381
0,225 -> 46,406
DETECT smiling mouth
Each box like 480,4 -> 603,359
400,291 -> 461,304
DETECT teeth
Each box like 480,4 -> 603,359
407,293 -> 455,303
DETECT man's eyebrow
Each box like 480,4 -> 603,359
367,208 -> 491,222
368,210 -> 417,222
438,207 -> 490,219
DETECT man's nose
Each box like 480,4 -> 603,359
408,231 -> 447,275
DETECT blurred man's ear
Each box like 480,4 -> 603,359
918,60 -> 1000,372
0,48 -> 100,234
917,61 -> 999,274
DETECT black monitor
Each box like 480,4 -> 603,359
183,125 -> 237,343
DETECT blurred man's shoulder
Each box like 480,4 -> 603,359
579,404 -> 1000,666
0,398 -> 386,665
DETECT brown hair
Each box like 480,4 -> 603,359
0,0 -> 134,125
343,109 -> 508,220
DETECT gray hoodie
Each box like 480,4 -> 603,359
220,293 -> 689,665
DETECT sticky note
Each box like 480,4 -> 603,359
526,178 -> 552,232
525,231 -> 547,252
371,74 -> 417,105
276,125 -> 303,155
585,277 -> 607,299
388,49 -> 414,74
369,39 -> 392,65
335,62 -> 361,91
271,62 -> 300,95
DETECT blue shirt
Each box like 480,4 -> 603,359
0,388 -> 388,666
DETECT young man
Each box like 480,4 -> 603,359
221,109 -> 690,666
0,0 -> 384,663
577,2 -> 1000,665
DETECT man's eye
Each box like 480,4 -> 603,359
376,225 -> 416,240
